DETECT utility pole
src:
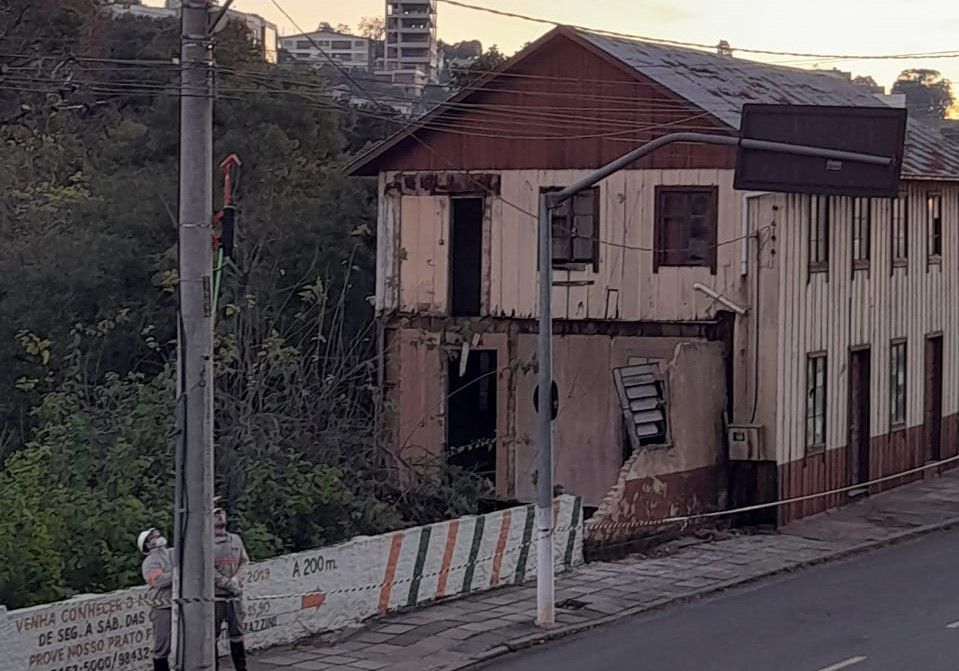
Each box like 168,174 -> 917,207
175,1 -> 215,669
535,192 -> 555,628
533,130 -> 894,629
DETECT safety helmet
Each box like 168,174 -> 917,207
137,528 -> 158,554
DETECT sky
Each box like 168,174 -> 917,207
147,0 -> 959,94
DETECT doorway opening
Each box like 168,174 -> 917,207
447,349 -> 497,480
449,197 -> 483,317
848,348 -> 871,494
924,335 -> 943,463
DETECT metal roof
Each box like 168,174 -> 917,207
575,29 -> 959,180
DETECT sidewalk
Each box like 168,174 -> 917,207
246,470 -> 959,671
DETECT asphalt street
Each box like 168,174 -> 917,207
484,527 -> 959,671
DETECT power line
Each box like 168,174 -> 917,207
268,0 -> 396,115
437,0 -> 959,61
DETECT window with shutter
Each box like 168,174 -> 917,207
614,359 -> 669,453
654,186 -> 718,272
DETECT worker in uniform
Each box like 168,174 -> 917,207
138,527 -> 173,671
213,503 -> 250,671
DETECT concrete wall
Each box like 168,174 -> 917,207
0,497 -> 583,671
383,326 -> 728,510
512,334 -> 714,507
585,341 -> 729,545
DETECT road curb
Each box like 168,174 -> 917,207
458,515 -> 959,670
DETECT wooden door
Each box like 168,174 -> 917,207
924,336 -> 944,462
848,349 -> 871,489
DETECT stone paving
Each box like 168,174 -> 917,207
240,469 -> 959,671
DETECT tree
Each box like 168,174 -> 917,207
318,21 -> 351,34
892,69 -> 954,120
439,39 -> 483,60
0,7 -> 490,609
852,74 -> 882,93
358,16 -> 384,42
450,45 -> 507,90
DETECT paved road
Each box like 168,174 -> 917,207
484,527 -> 959,671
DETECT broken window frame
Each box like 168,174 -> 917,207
541,186 -> 600,271
614,359 -> 669,455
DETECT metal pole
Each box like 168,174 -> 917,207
176,1 -> 215,669
551,132 -> 893,204
536,191 -> 555,628
531,129 -> 894,629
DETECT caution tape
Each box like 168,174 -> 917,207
170,456 -> 959,608
172,523 -> 575,606
582,452 -> 959,532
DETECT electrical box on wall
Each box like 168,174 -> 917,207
728,424 -> 769,461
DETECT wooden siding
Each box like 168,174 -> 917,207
359,33 -> 735,175
773,183 -> 959,495
398,195 -> 449,313
386,168 -> 750,323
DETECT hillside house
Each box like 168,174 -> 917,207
349,26 -> 959,542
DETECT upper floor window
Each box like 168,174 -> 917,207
544,187 -> 599,269
654,186 -> 718,273
891,194 -> 908,268
809,195 -> 830,273
852,197 -> 871,269
927,193 -> 942,261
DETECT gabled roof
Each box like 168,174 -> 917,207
575,30 -> 959,179
348,26 -> 959,180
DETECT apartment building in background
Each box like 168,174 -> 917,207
385,0 -> 440,82
349,26 -> 959,548
279,30 -> 372,71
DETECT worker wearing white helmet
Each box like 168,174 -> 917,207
138,527 -> 173,671
213,503 -> 249,671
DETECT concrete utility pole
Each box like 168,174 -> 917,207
535,191 -> 555,628
176,0 -> 215,668
533,130 -> 893,629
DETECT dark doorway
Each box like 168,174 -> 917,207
924,335 -> 944,462
449,197 -> 483,317
447,349 -> 497,479
848,348 -> 871,492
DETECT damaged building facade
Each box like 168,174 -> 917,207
349,26 -> 959,544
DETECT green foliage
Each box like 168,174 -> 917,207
892,69 -> 955,120
449,46 -> 508,91
0,6 -> 491,609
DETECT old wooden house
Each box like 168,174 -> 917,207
349,26 -> 959,541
